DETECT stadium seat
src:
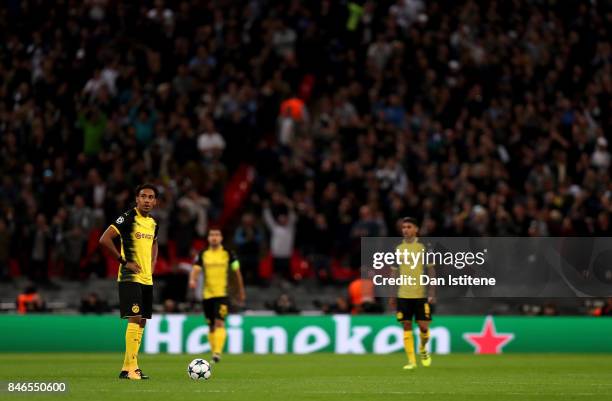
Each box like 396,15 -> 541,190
331,259 -> 359,282
258,252 -> 274,280
290,251 -> 313,281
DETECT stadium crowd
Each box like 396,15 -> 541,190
0,0 -> 611,287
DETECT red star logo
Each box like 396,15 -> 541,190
463,316 -> 514,354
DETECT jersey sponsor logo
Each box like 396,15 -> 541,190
116,216 -> 125,224
135,232 -> 154,240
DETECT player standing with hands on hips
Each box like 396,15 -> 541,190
99,184 -> 159,380
190,228 -> 246,363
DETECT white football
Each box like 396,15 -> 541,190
188,358 -> 212,380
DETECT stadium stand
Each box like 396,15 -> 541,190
0,0 -> 610,313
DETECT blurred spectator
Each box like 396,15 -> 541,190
177,189 -> 210,238
541,303 -> 559,316
233,212 -> 264,284
316,296 -> 350,315
593,298 -> 612,317
79,292 -> 110,314
521,304 -> 542,316
197,119 -> 226,161
151,193 -> 173,258
86,169 -> 107,220
269,293 -> 299,315
147,0 -> 174,25
367,34 -> 393,73
77,106 -> 107,157
350,205 -> 387,267
592,137 -> 610,170
272,20 -> 297,59
69,195 -> 93,234
28,214 -> 51,284
263,199 -> 297,280
0,0 -> 610,289
0,218 -> 12,281
351,205 -> 387,239
348,277 -> 377,314
16,286 -> 45,314
163,299 -> 179,314
307,213 -> 334,281
130,106 -> 158,147
84,247 -> 108,279
53,209 -> 83,280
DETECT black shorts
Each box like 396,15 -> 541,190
396,298 -> 432,322
203,297 -> 229,325
118,281 -> 153,319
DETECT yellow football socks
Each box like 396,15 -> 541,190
403,330 -> 416,366
135,326 -> 144,368
213,327 -> 227,355
420,328 -> 430,349
209,330 -> 216,353
123,323 -> 140,371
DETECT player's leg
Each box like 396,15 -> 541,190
397,299 -> 417,370
416,299 -> 433,367
211,298 -> 229,363
203,298 -> 217,355
118,282 -> 144,380
133,285 -> 153,379
402,321 -> 417,369
136,319 -> 146,364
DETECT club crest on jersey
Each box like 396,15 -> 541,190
116,216 -> 124,224
132,304 -> 140,313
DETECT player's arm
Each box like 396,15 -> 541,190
151,223 -> 159,273
230,253 -> 246,303
262,204 -> 275,229
426,264 -> 436,304
98,224 -> 141,273
99,225 -> 121,260
233,267 -> 246,304
189,265 -> 201,289
151,239 -> 158,274
189,252 -> 203,289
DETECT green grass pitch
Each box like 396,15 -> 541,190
1,353 -> 610,401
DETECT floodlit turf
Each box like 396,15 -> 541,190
0,353 -> 611,401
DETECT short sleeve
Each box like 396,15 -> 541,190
154,223 -> 159,241
110,212 -> 130,237
229,250 -> 240,271
193,252 -> 204,268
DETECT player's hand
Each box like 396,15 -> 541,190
189,279 -> 197,289
125,262 -> 142,273
428,296 -> 437,305
388,297 -> 397,309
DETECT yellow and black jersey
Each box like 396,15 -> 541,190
193,246 -> 240,299
396,239 -> 430,299
110,208 -> 158,285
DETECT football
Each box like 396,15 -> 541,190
187,359 -> 212,381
